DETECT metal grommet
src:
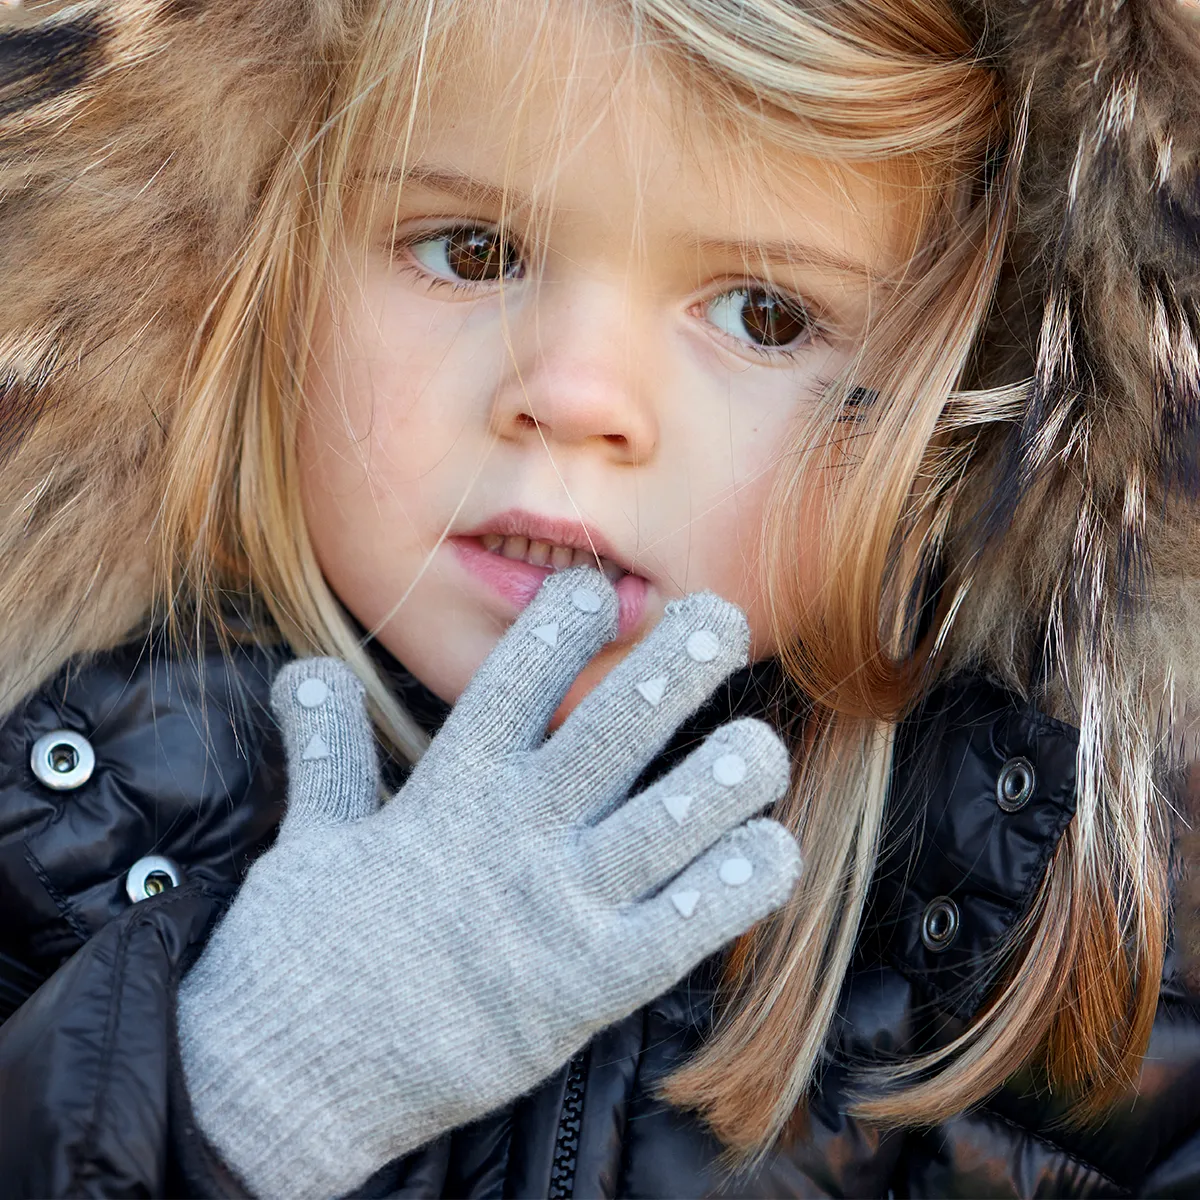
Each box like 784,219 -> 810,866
921,896 -> 960,953
30,730 -> 96,791
996,755 -> 1036,813
125,855 -> 183,903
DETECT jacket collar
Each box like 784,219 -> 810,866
3,631 -> 1082,1026
867,677 -> 1078,1021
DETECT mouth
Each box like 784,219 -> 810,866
450,509 -> 649,635
476,533 -> 627,583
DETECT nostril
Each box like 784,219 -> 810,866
514,413 -> 540,431
603,433 -> 627,446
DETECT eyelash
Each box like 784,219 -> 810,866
390,224 -> 826,361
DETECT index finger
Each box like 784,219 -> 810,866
434,566 -> 619,758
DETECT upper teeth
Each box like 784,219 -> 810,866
479,534 -> 626,582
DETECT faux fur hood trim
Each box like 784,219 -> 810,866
1,0 -> 1199,776
0,0 -> 347,707
943,0 -> 1200,765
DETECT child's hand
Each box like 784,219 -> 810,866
176,568 -> 801,1200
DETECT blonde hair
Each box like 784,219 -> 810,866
159,0 -> 1166,1159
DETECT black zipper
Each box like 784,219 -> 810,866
548,1048 -> 589,1199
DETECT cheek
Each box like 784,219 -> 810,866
543,432 -> 789,732
295,290 -> 483,640
701,452 -> 784,661
662,354 -> 839,657
299,272 -> 512,540
304,292 -> 484,472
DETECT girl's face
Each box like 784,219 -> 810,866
300,16 -> 909,719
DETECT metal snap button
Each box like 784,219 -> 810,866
30,730 -> 96,791
996,755 -> 1036,812
125,855 -> 183,903
921,896 -> 960,952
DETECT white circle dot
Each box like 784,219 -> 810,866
295,677 -> 330,708
686,629 -> 720,663
719,857 -> 754,887
571,587 -> 603,613
712,753 -> 747,787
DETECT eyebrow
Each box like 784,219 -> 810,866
378,165 -> 530,213
385,164 -> 875,279
672,234 -> 873,279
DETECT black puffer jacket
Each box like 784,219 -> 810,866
2,637 -> 1199,1199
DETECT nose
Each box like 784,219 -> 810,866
489,279 -> 659,464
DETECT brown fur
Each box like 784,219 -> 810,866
0,0 -> 347,709
3,0 -> 1200,935
938,0 -> 1200,981
943,0 -> 1200,747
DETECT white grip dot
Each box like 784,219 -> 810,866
295,677 -> 330,708
712,753 -> 747,787
571,587 -> 603,613
685,630 -> 720,663
719,857 -> 753,887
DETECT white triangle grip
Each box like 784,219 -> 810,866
661,793 -> 693,825
302,732 -> 331,761
670,890 -> 700,918
635,675 -> 668,707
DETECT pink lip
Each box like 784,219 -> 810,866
458,509 -> 627,565
450,510 -> 648,636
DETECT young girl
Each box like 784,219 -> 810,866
2,0 -> 1200,1195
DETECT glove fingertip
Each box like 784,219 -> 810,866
271,657 -> 366,719
529,565 -> 620,642
661,591 -> 751,670
714,718 -> 792,787
271,658 -> 381,831
745,817 -> 804,897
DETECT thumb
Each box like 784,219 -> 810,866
270,658 -> 382,833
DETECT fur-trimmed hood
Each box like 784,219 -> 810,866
2,0 -> 1200,770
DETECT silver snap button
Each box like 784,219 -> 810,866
996,756 -> 1036,812
30,730 -> 96,791
920,896 -> 960,952
125,855 -> 183,903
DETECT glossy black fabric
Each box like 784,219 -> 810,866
1,639 -> 1199,1198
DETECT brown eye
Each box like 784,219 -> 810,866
409,226 -> 524,284
706,287 -> 814,351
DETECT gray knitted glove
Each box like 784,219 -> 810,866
177,567 -> 801,1200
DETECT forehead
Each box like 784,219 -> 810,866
392,3 -> 914,274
